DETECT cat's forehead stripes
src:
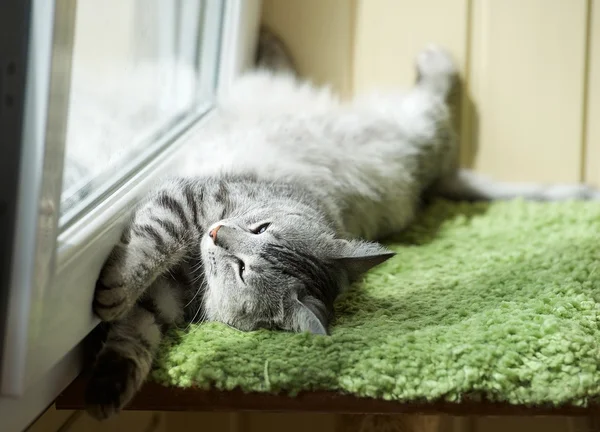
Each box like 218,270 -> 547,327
213,182 -> 229,204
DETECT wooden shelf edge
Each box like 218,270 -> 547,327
54,376 -> 600,416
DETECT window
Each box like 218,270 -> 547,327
0,0 -> 260,407
61,0 -> 221,227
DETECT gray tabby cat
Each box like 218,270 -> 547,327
85,32 -> 600,419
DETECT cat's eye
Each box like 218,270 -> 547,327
252,223 -> 271,234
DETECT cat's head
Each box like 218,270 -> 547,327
199,205 -> 394,335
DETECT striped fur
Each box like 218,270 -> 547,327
87,276 -> 184,419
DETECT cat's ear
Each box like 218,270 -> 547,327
286,296 -> 328,335
333,239 -> 395,281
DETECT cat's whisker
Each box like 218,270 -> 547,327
186,290 -> 207,330
185,305 -> 205,334
183,283 -> 203,309
189,260 -> 204,273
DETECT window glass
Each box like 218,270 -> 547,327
60,0 -> 220,226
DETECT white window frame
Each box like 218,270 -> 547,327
0,1 -> 262,430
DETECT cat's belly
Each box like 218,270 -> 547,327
180,110 -> 452,241
337,184 -> 420,240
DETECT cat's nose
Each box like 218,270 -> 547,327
209,225 -> 222,243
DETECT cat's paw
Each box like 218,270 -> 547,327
85,350 -> 138,420
416,45 -> 457,79
93,260 -> 133,322
416,45 -> 457,96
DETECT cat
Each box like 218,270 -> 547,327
84,31 -> 600,419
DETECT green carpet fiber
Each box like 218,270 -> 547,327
152,200 -> 600,406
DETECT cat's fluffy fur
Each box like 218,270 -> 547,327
83,33 -> 600,420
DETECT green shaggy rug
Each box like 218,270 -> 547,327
151,200 -> 600,406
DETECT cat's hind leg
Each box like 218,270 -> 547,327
362,45 -> 458,143
415,44 -> 458,99
385,46 -> 459,185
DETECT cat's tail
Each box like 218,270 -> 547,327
433,169 -> 600,202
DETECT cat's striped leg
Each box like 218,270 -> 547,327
86,275 -> 185,420
94,179 -> 201,322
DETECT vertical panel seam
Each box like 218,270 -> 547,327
460,0 -> 474,168
581,0 -> 593,183
348,0 -> 358,97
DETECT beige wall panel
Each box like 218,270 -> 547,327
261,0 -> 355,97
469,0 -> 587,182
352,0 -> 469,93
586,0 -> 600,187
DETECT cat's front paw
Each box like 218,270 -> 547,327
93,280 -> 131,322
85,349 -> 139,420
93,259 -> 133,322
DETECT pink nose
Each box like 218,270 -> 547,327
209,225 -> 222,242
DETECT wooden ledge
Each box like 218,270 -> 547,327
54,376 -> 600,416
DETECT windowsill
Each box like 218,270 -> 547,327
54,376 -> 598,417
0,345 -> 82,432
